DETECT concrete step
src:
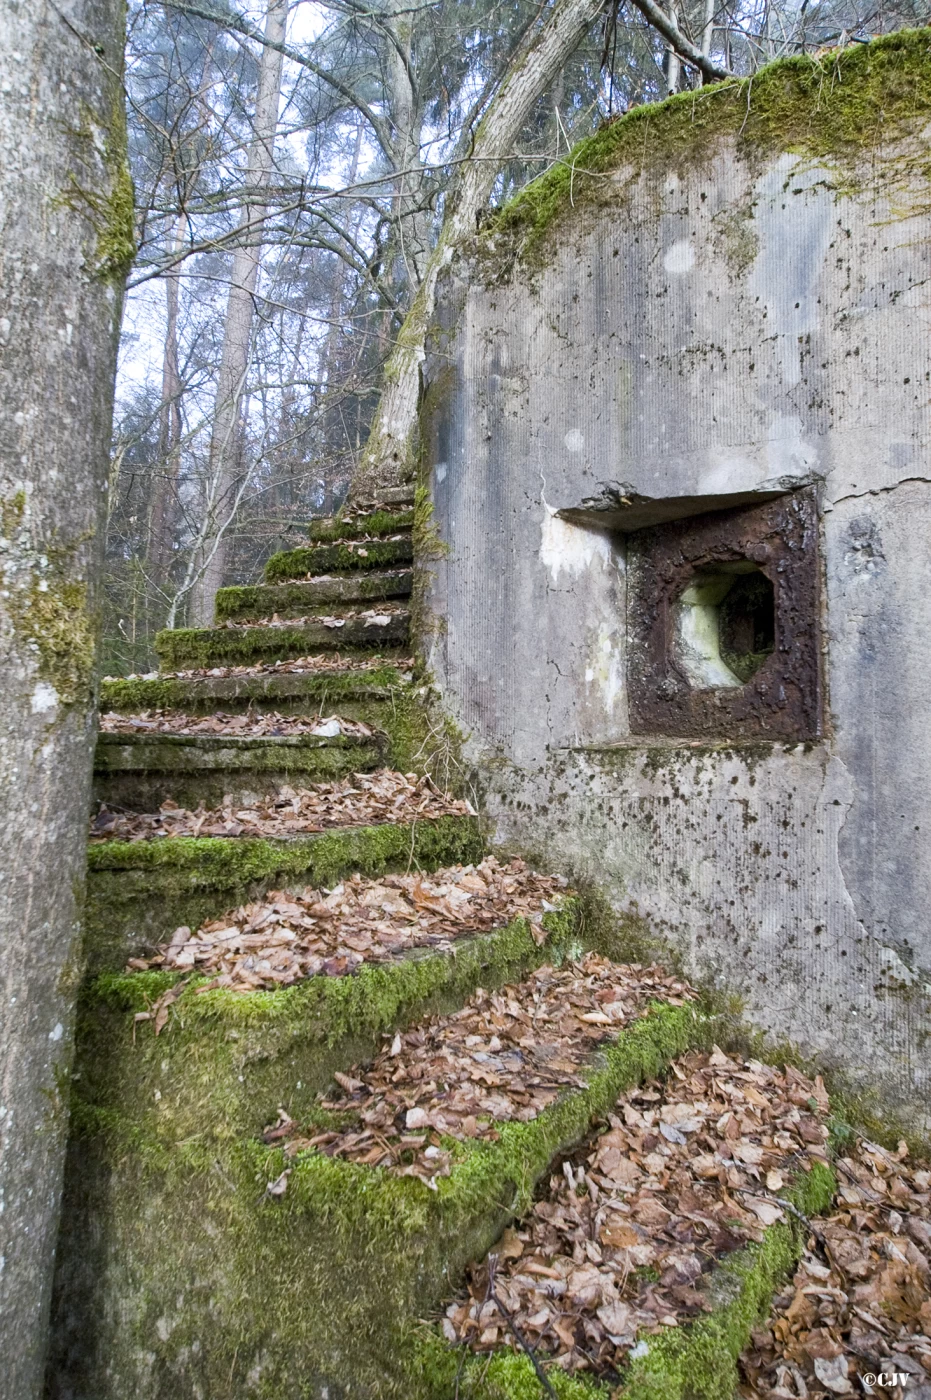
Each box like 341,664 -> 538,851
306,507 -> 414,543
84,810 -> 484,972
214,569 -> 413,623
93,729 -> 385,811
264,534 -> 413,583
154,610 -> 410,670
52,946 -> 714,1398
101,661 -> 412,714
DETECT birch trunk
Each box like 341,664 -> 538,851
349,0 -> 609,503
149,213 -> 185,578
0,1 -> 130,1394
189,0 -> 286,628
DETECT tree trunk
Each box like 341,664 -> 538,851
0,1 -> 130,1394
149,213 -> 185,580
349,0 -> 610,504
189,0 -> 286,628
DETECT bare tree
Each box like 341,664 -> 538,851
350,0 -> 613,501
187,0 -> 287,626
0,1 -> 131,1393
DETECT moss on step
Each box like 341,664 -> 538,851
215,571 -> 413,622
50,992 -> 712,1400
265,536 -> 414,582
307,509 -> 414,542
481,28 -> 931,271
85,814 -> 484,972
78,900 -> 582,1148
154,613 -> 410,668
100,664 -> 411,714
414,1159 -> 835,1400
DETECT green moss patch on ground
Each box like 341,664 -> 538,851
84,814 -> 484,972
265,537 -> 414,583
52,994 -> 713,1400
481,29 -> 931,271
307,508 -> 414,542
215,572 -> 412,622
154,614 -> 410,668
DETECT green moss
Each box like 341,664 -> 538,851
264,537 -> 414,583
84,815 -> 484,971
154,614 -> 408,668
482,29 -> 931,270
8,573 -> 96,707
99,664 -> 411,713
52,993 -> 712,1399
96,86 -> 136,283
215,572 -> 411,621
307,509 -> 414,542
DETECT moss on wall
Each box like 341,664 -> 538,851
480,29 -> 931,270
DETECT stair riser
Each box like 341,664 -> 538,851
84,815 -> 483,973
265,536 -> 413,582
306,509 -> 414,542
154,614 -> 410,669
94,741 -> 382,812
101,675 -> 408,715
215,570 -> 413,622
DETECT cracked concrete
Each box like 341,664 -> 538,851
421,132 -> 931,1122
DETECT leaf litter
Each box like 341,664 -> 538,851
443,1048 -> 832,1379
90,768 -> 472,842
98,708 -> 375,738
102,653 -> 414,683
740,1136 -> 931,1398
219,606 -> 408,630
266,957 -> 696,1186
127,855 -> 566,993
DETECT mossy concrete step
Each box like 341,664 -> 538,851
306,508 -> 414,543
420,1160 -> 836,1400
215,570 -> 413,622
93,730 -> 384,811
85,812 -> 483,973
154,610 -> 410,669
50,962 -> 715,1399
101,662 -> 413,714
264,535 -> 413,583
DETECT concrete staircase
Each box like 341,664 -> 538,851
49,499 -> 840,1400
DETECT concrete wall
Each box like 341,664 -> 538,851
421,109 -> 931,1121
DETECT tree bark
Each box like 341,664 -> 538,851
149,213 -> 185,579
0,1 -> 130,1394
349,0 -> 612,504
189,0 -> 286,628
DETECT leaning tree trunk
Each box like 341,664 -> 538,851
189,0 -> 286,629
349,0 -> 610,503
0,2 -> 132,1396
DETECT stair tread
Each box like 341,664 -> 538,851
295,955 -> 696,1171
90,769 -> 471,844
442,1046 -> 833,1392
97,710 -> 377,741
125,854 -> 558,987
215,570 -> 413,623
305,507 -> 414,542
265,535 -> 413,582
154,611 -> 410,668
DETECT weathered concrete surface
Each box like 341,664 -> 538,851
422,121 -> 931,1119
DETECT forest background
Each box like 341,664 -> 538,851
108,0 -> 927,673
